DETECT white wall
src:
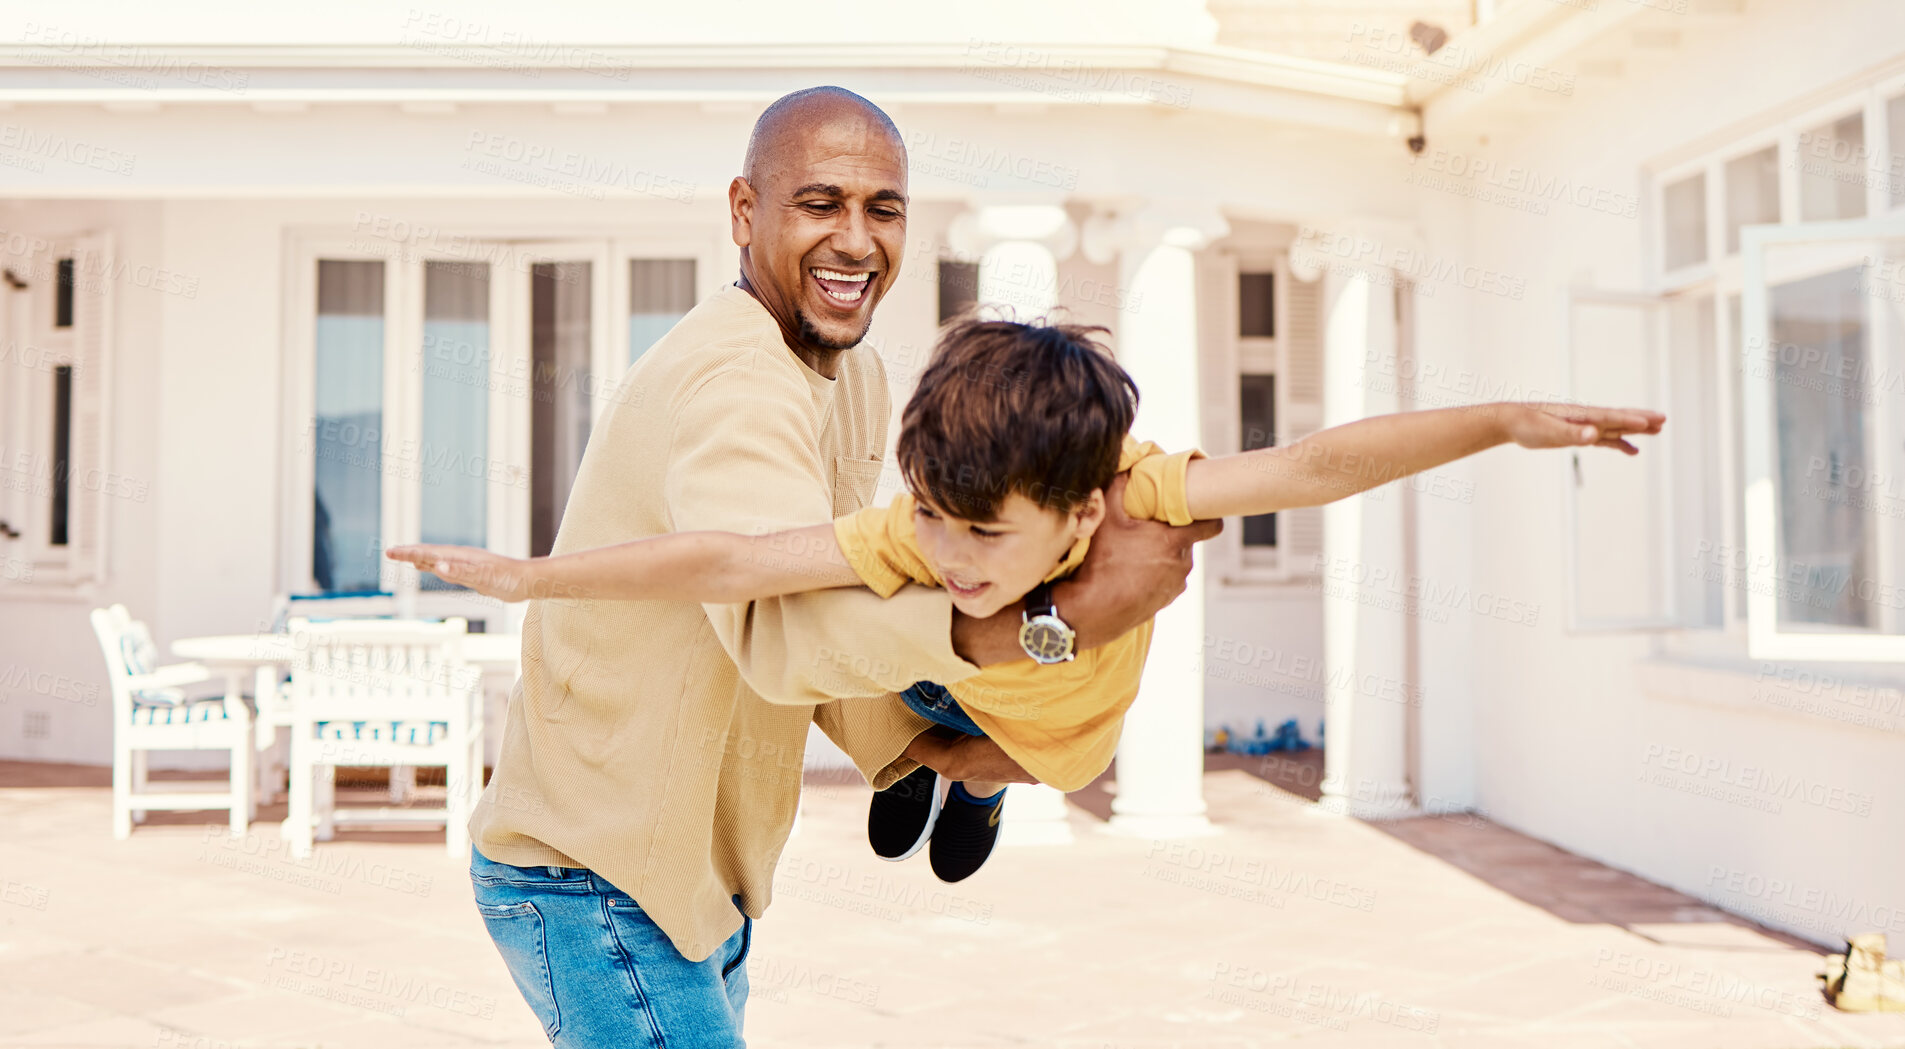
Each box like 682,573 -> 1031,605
1417,0 -> 1905,945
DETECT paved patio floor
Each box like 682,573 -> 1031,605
1,757 -> 1902,1049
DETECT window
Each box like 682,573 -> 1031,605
1797,112 -> 1866,223
0,236 -> 109,589
1238,272 -> 1275,337
420,260 -> 491,580
53,258 -> 73,329
1663,172 -> 1708,272
1216,254 -> 1324,583
311,259 -> 386,594
1239,373 -> 1276,546
1738,216 -> 1905,661
1889,93 -> 1905,210
530,261 -> 592,558
1725,147 -> 1780,255
1644,74 -> 1905,656
938,259 -> 978,323
628,259 -> 696,367
49,364 -> 71,548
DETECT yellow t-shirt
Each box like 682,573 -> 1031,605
832,436 -> 1203,791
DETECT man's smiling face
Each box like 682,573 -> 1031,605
731,96 -> 908,362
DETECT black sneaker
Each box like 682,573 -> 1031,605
868,765 -> 946,861
928,784 -> 1005,883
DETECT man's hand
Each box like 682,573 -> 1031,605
386,544 -> 535,601
904,732 -> 1038,784
1059,473 -> 1222,646
948,473 -> 1222,666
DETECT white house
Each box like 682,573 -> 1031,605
1,0 -> 1900,949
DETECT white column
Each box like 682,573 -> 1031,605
1304,235 -> 1415,819
953,204 -> 1080,846
1089,206 -> 1227,840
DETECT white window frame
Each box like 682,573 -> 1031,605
1644,69 -> 1905,663
1739,214 -> 1905,663
1207,246 -> 1318,586
0,232 -> 112,595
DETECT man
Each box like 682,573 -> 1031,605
467,86 -> 1219,1047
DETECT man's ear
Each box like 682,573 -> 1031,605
728,176 -> 754,248
1072,489 -> 1108,541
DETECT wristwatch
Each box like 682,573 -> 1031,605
1018,582 -> 1077,665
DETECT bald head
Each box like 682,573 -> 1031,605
742,86 -> 905,192
729,85 -> 909,369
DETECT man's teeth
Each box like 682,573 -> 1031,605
813,267 -> 871,303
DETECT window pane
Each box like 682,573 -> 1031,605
531,261 -> 592,558
628,259 -> 696,367
1767,264 -> 1873,629
49,364 -> 71,547
1890,94 -> 1905,209
1663,172 -> 1707,271
1797,112 -> 1866,222
1724,146 -> 1779,255
313,259 -> 385,593
420,260 -> 490,589
1239,272 -> 1275,337
938,259 -> 978,324
54,258 -> 73,329
1240,373 -> 1276,547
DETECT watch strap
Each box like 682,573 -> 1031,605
1023,581 -> 1057,620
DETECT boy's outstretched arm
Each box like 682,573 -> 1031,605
1184,401 -> 1665,519
385,523 -> 862,603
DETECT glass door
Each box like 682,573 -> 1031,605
509,242 -> 610,557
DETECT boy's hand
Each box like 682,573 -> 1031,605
385,544 -> 536,602
1503,403 -> 1665,456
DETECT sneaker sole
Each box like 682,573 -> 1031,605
880,773 -> 949,862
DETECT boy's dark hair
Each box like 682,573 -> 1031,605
896,316 -> 1137,522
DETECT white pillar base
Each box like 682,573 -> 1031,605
999,782 -> 1073,846
1100,812 -> 1221,840
1315,789 -> 1417,820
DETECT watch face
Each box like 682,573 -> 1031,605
1019,616 -> 1074,663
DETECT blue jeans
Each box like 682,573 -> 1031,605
470,846 -> 751,1047
900,680 -> 985,737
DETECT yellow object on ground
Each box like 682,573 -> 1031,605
1822,933 -> 1905,1012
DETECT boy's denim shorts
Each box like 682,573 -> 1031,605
900,680 -> 985,737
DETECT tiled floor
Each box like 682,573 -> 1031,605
1,758 -> 1901,1049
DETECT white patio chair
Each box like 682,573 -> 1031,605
91,605 -> 254,838
262,591 -> 416,806
282,617 -> 484,859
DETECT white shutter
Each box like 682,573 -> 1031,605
65,233 -> 113,585
1279,272 -> 1325,573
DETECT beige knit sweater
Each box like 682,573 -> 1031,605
471,283 -> 980,962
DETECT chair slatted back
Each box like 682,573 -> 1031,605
286,618 -> 476,733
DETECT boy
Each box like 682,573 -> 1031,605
389,317 -> 1662,883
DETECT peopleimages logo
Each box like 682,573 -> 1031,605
1407,149 -> 1638,219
